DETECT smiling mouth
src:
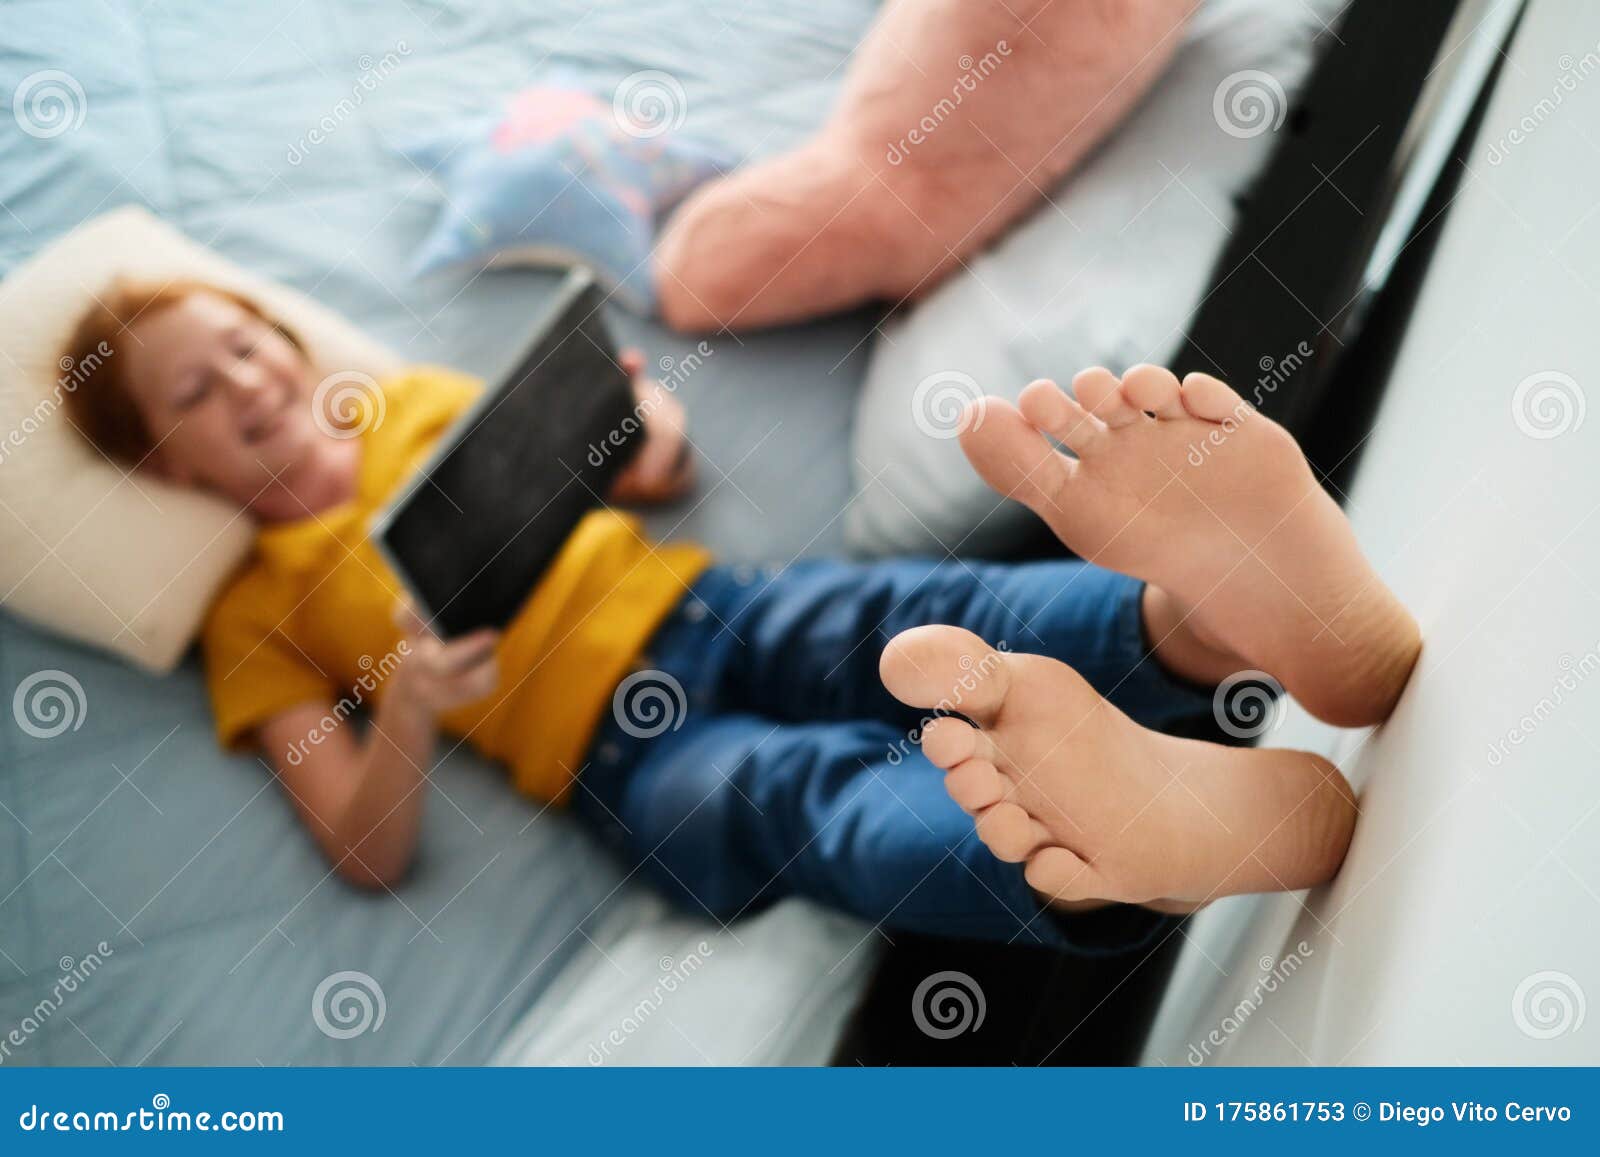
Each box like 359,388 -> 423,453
241,398 -> 291,445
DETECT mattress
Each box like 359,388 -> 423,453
0,0 -> 881,1065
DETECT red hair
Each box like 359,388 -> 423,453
60,279 -> 305,464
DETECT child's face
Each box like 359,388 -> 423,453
120,292 -> 325,507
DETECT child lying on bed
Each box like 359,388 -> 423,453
61,279 -> 1420,951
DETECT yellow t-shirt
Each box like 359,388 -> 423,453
201,366 -> 712,803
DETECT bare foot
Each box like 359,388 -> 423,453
880,625 -> 1357,906
958,365 -> 1420,727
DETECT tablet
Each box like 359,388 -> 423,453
371,267 -> 643,636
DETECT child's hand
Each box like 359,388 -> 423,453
608,349 -> 696,505
387,604 -> 501,717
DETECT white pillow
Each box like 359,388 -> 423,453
0,207 -> 399,671
847,0 -> 1338,556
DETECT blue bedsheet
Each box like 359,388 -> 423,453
0,0 -> 879,1064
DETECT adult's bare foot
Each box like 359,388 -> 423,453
880,625 -> 1357,907
957,365 -> 1420,727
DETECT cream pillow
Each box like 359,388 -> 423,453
0,207 -> 400,671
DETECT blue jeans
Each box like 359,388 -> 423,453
572,559 -> 1213,951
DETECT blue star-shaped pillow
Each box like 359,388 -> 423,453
400,76 -> 730,314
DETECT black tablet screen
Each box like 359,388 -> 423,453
377,276 -> 642,636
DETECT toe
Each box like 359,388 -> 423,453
879,625 -> 1012,725
920,716 -> 986,769
1120,364 -> 1186,419
1024,846 -> 1104,902
1180,372 -> 1248,423
1019,378 -> 1108,455
958,395 -> 1075,510
1073,366 -> 1141,429
974,802 -> 1051,862
943,758 -> 1006,812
